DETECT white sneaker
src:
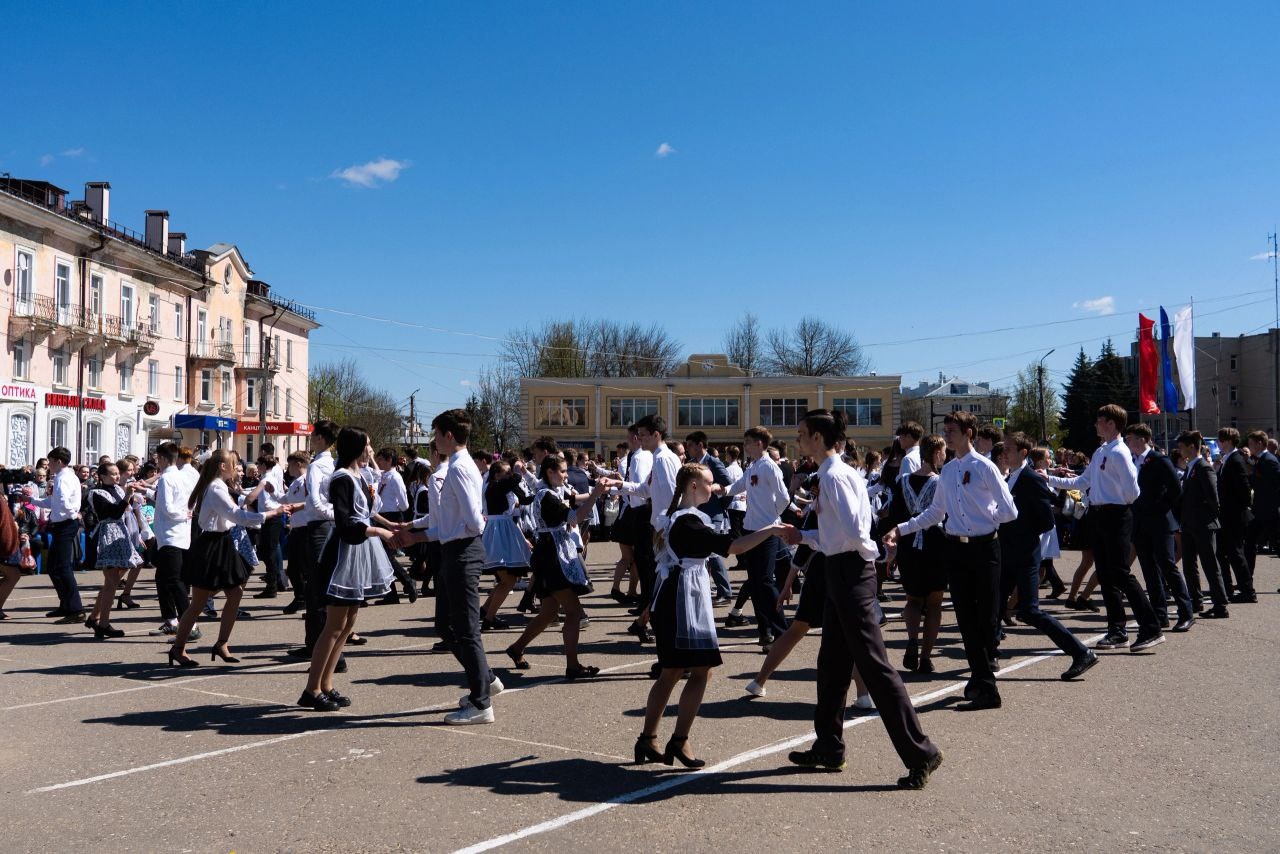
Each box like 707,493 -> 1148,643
852,694 -> 873,710
745,679 -> 766,697
445,703 -> 495,725
458,674 -> 505,708
579,617 -> 591,629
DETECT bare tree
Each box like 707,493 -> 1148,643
308,357 -> 403,446
764,316 -> 870,376
475,363 -> 524,451
501,319 -> 682,378
723,312 -> 763,375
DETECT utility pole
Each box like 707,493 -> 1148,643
407,388 -> 419,448
258,334 -> 270,444
1038,348 -> 1055,444
1271,231 -> 1279,434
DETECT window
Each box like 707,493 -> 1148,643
12,337 -> 28,379
286,339 -> 293,369
951,403 -> 963,412
197,309 -> 207,354
90,274 -> 103,316
609,397 -> 659,427
200,369 -> 213,403
120,283 -> 135,330
273,387 -> 280,416
88,355 -> 102,389
246,377 -> 257,411
273,335 -> 281,365
148,360 -> 159,397
969,404 -> 982,413
243,323 -> 253,366
832,397 -> 883,427
85,421 -> 101,461
15,250 -> 33,310
49,418 -> 68,450
119,359 -> 134,395
286,388 -> 293,418
149,295 -> 160,332
246,436 -> 255,464
53,347 -> 69,386
758,398 -> 808,428
174,365 -> 184,399
1230,354 -> 1238,371
536,397 -> 587,428
678,398 -> 740,428
221,371 -> 231,405
174,302 -> 184,340
1229,385 -> 1239,403
8,413 -> 31,468
950,384 -> 969,395
55,262 -> 73,323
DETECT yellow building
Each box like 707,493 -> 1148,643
519,354 -> 900,457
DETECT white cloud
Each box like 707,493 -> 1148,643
60,147 -> 86,158
459,379 -> 472,387
1251,251 -> 1277,261
39,154 -> 54,166
1072,296 -> 1116,316
39,147 -> 87,168
654,142 -> 676,158
331,157 -> 410,188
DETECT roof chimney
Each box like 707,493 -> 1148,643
84,182 -> 110,224
145,210 -> 169,253
167,231 -> 186,256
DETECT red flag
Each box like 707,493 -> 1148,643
1138,313 -> 1160,415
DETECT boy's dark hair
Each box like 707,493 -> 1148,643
634,413 -> 668,439
313,419 -> 340,445
48,447 -> 71,465
1123,423 -> 1153,442
431,409 -> 472,446
896,421 -> 924,441
943,410 -> 978,440
1096,404 -> 1128,430
685,430 -> 708,447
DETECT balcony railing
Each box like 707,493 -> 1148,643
192,340 -> 236,361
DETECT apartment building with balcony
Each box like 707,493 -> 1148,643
518,354 -> 900,458
1,176 -> 318,466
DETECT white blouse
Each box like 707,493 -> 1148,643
197,479 -> 266,532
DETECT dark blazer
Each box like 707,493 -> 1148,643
1132,449 -> 1182,534
1249,450 -> 1280,523
695,452 -> 732,519
1180,457 -> 1220,532
1216,450 -> 1253,529
999,468 -> 1055,566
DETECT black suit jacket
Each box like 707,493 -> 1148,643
1249,450 -> 1280,523
1132,450 -> 1181,534
999,469 -> 1055,567
1217,451 -> 1253,529
1180,458 -> 1220,532
695,452 -> 731,519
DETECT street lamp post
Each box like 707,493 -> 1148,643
1038,348 -> 1055,443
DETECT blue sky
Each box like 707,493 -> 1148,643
7,2 -> 1279,412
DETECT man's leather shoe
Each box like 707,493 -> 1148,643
46,609 -> 69,618
897,750 -> 943,790
334,655 -> 348,674
287,647 -> 313,659
956,694 -> 1002,712
788,749 -> 846,771
1061,652 -> 1098,681
1171,618 -> 1194,632
1200,607 -> 1229,619
253,590 -> 277,599
1229,592 -> 1258,604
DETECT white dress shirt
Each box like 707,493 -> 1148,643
197,479 -> 266,532
727,454 -> 790,531
257,463 -> 285,512
31,467 -> 81,523
623,448 -> 654,510
283,476 -> 309,529
303,449 -> 336,523
899,445 -> 922,478
377,468 -> 410,514
617,444 -> 680,528
409,461 -> 449,530
430,450 -> 486,543
799,454 -> 879,561
1047,438 -> 1140,506
725,461 -> 746,511
153,465 -> 196,549
898,449 -> 1018,538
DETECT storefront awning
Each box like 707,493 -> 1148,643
233,421 -> 314,436
174,414 -> 237,431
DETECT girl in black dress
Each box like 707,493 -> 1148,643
889,434 -> 947,674
504,455 -> 608,679
480,460 -> 534,630
633,462 -> 791,768
84,462 -> 145,639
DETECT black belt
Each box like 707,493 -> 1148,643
944,531 -> 997,544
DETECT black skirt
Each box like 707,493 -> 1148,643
793,555 -> 827,627
611,504 -> 646,546
182,530 -> 251,592
897,539 -> 947,598
652,565 -> 722,669
530,534 -> 591,598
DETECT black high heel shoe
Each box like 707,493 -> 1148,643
117,595 -> 140,610
168,648 -> 199,668
210,642 -> 240,663
663,735 -> 706,769
506,646 -> 530,670
634,734 -> 664,765
95,624 -> 125,639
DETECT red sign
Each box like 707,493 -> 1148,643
234,421 -> 314,436
45,393 -> 106,411
143,400 -> 160,416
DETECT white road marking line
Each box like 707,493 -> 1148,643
451,630 -> 1113,854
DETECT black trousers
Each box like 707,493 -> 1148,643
1133,523 -> 1194,623
440,536 -> 493,708
47,519 -> 83,614
1217,521 -> 1252,597
302,520 -> 335,652
284,528 -> 308,603
1000,544 -> 1088,659
944,535 -> 1001,701
1245,516 -> 1279,576
742,532 -> 788,639
727,508 -> 745,539
154,544 -> 189,622
1181,525 -> 1227,611
632,519 -> 657,605
813,552 -> 938,769
258,516 -> 286,592
1090,505 -> 1160,638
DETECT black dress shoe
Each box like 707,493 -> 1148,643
346,634 -> 369,646
1061,652 -> 1099,681
897,750 -> 943,789
323,688 -> 352,708
724,613 -> 751,628
95,624 -> 126,639
956,694 -> 1002,711
1171,618 -> 1194,632
1200,607 -> 1230,619
431,640 -> 455,652
46,608 -> 69,618
334,656 -> 348,673
282,600 -> 304,615
788,749 -> 846,771
1229,592 -> 1258,604
286,646 -> 313,659
56,612 -> 87,624
298,690 -> 340,712
1157,616 -> 1171,629
253,590 -> 278,599
902,642 -> 919,672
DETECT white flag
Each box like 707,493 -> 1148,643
1171,304 -> 1196,411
